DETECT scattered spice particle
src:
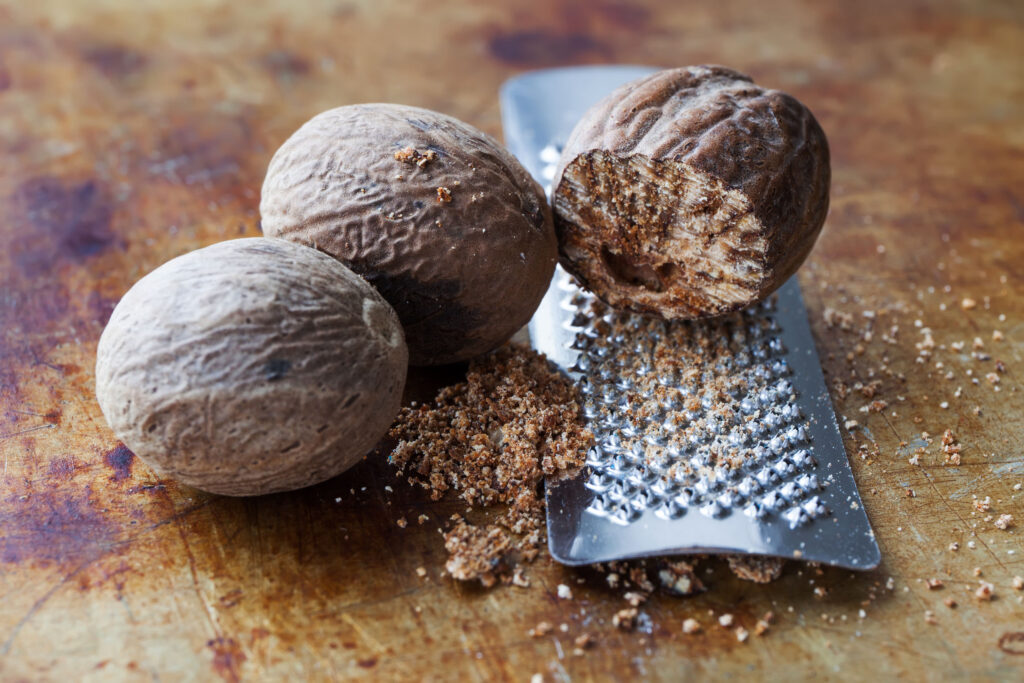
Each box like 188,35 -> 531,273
572,633 -> 594,656
528,621 -> 553,638
417,514 -> 430,525
1012,576 -> 1024,591
975,581 -> 994,601
994,514 -> 1013,530
754,612 -> 774,636
416,566 -> 427,578
442,518 -> 510,587
658,560 -> 705,595
613,608 -> 639,631
394,146 -> 438,167
396,517 -> 408,528
736,626 -> 750,642
511,568 -> 530,588
926,578 -> 944,590
949,542 -> 960,552
682,618 -> 702,634
436,186 -> 452,202
718,614 -> 734,627
623,591 -> 647,607
944,597 -> 957,608
961,298 -> 977,310
942,430 -> 962,466
557,584 -> 573,600
924,610 -> 938,625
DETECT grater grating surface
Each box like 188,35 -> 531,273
500,66 -> 880,569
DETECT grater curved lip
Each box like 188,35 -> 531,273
501,66 -> 880,571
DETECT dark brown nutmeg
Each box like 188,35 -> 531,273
260,104 -> 558,365
553,65 -> 830,319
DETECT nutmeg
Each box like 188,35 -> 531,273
95,238 -> 407,496
553,65 -> 830,319
260,104 -> 557,365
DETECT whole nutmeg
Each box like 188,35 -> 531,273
260,103 -> 557,366
553,65 -> 830,319
95,238 -> 408,496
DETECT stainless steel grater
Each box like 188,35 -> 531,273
500,66 -> 880,570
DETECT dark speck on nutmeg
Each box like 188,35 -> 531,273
263,358 -> 292,381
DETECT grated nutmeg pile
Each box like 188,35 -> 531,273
389,344 -> 593,586
387,343 -> 788,594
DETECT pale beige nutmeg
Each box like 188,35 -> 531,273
260,103 -> 557,366
95,238 -> 408,496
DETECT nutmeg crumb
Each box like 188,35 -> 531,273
436,186 -> 452,202
613,608 -> 639,631
394,146 -> 438,167
727,555 -> 785,584
528,621 -> 553,638
442,518 -> 510,587
572,633 -> 594,655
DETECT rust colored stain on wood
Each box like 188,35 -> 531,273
103,444 -> 135,482
1,486 -> 120,568
488,29 -> 609,66
0,0 -> 1023,680
79,42 -> 148,79
208,637 -> 247,682
12,177 -> 119,276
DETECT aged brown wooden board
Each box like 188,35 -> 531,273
1,0 -> 1022,680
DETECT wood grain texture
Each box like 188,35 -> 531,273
1,0 -> 1022,680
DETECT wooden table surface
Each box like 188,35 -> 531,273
2,0 -> 1023,680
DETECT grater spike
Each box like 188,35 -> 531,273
500,66 -> 880,570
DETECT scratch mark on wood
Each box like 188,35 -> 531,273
0,560 -> 92,655
0,423 -> 56,441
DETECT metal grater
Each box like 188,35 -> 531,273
500,66 -> 880,570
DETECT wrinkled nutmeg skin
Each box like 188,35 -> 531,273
553,65 -> 830,319
95,238 -> 408,496
260,104 -> 557,365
